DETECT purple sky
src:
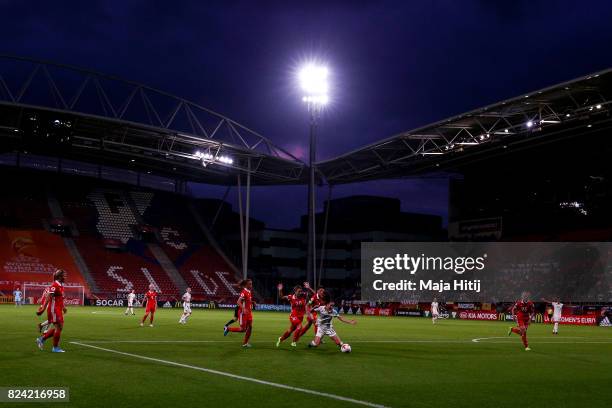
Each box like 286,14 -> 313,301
2,1 -> 612,228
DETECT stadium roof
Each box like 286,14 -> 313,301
1,55 -> 611,187
0,55 -> 306,185
317,67 -> 612,184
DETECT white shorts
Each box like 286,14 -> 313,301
432,311 -> 439,317
183,303 -> 191,314
127,302 -> 134,307
316,325 -> 337,338
552,315 -> 561,323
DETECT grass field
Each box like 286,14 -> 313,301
2,305 -> 611,408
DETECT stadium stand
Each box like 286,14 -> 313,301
0,170 -> 258,303
132,191 -> 240,301
0,228 -> 89,295
74,236 -> 177,297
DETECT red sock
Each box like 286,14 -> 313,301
280,328 -> 293,341
52,328 -> 62,347
149,312 -> 155,324
511,327 -> 521,335
228,327 -> 244,332
521,333 -> 528,348
298,322 -> 311,338
313,323 -> 318,334
243,326 -> 252,344
141,313 -> 148,323
292,326 -> 303,342
42,329 -> 55,341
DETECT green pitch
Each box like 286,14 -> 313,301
2,305 -> 611,408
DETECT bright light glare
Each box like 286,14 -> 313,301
299,64 -> 329,105
194,150 -> 232,165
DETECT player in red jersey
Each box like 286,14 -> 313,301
508,291 -> 535,351
36,269 -> 68,352
296,282 -> 326,340
275,284 -> 307,348
140,285 -> 158,327
224,279 -> 254,348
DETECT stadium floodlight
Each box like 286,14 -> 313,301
526,120 -> 534,128
457,142 -> 479,146
299,64 -> 329,107
218,155 -> 233,164
194,150 -> 231,165
298,62 -> 330,289
596,104 -> 602,109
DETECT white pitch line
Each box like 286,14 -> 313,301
70,341 -> 390,408
78,339 -> 469,344
472,336 -> 612,344
78,340 -> 235,344
75,338 -> 611,345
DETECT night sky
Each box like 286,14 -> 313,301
2,1 -> 612,228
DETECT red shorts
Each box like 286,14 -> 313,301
290,315 -> 304,326
47,307 -> 64,324
517,317 -> 530,328
239,313 -> 253,328
146,304 -> 157,313
307,312 -> 317,322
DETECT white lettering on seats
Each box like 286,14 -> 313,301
190,270 -> 218,295
215,271 -> 239,295
160,227 -> 187,250
107,266 -> 133,292
140,267 -> 161,292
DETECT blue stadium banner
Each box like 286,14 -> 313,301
361,242 -> 612,302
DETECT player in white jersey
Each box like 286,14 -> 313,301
431,298 -> 439,324
308,294 -> 356,350
544,298 -> 563,334
179,287 -> 192,324
125,289 -> 136,315
13,288 -> 23,306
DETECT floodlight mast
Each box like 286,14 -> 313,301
300,64 -> 329,288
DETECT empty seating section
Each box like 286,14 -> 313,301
88,190 -> 138,242
56,186 -> 99,235
56,187 -> 179,296
131,190 -> 240,300
174,245 -> 239,301
131,191 -> 204,261
0,176 -> 243,300
75,236 -> 177,295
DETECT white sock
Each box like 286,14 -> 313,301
553,322 -> 559,333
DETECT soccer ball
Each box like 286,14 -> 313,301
340,343 -> 352,353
